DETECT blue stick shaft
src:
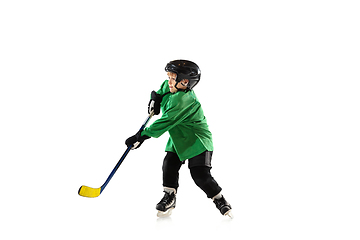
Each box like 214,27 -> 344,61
100,111 -> 154,193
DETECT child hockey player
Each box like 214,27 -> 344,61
125,60 -> 232,218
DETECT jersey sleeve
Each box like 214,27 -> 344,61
156,80 -> 169,96
142,92 -> 195,138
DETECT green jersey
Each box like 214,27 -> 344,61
142,80 -> 213,161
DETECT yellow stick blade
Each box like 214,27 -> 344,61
78,185 -> 101,198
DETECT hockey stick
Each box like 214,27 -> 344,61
78,110 -> 155,198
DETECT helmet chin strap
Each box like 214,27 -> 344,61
174,81 -> 187,91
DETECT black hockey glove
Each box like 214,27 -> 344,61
148,91 -> 162,115
125,130 -> 151,150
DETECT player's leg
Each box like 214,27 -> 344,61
162,151 -> 183,191
189,151 -> 233,218
156,151 -> 183,217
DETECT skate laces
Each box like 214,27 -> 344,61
159,191 -> 175,205
213,196 -> 227,209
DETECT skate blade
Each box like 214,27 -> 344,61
157,208 -> 174,218
225,210 -> 234,219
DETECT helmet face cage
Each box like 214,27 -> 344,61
165,60 -> 201,90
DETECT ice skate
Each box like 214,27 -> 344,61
156,189 -> 176,218
213,195 -> 233,218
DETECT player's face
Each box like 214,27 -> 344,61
167,72 -> 178,93
167,72 -> 188,93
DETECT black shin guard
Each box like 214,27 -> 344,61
190,166 -> 222,198
162,152 -> 184,191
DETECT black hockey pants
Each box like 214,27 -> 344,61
162,151 -> 222,198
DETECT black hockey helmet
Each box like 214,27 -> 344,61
165,60 -> 201,90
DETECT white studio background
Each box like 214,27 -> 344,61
0,0 -> 359,239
